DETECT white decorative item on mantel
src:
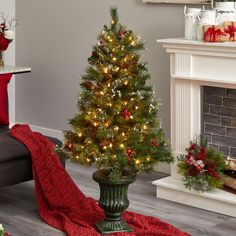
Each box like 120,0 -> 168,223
142,0 -> 210,4
184,6 -> 202,40
214,0 -> 236,25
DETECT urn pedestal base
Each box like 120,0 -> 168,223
95,219 -> 133,234
93,170 -> 136,234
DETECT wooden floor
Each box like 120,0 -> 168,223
0,161 -> 235,236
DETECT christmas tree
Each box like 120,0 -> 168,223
61,8 -> 173,180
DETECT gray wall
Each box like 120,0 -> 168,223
16,0 -> 187,173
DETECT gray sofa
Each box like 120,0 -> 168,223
0,125 -> 65,188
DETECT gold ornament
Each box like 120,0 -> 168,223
114,66 -> 120,72
103,67 -> 108,74
135,159 -> 140,165
104,122 -> 110,127
86,139 -> 92,144
107,36 -> 113,42
143,124 -> 147,130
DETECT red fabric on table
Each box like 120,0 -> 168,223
10,124 -> 190,236
0,73 -> 12,125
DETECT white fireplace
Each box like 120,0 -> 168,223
153,38 -> 236,217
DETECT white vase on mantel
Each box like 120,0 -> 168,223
184,6 -> 202,40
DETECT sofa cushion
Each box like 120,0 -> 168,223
0,156 -> 33,187
0,125 -> 9,133
0,130 -> 63,164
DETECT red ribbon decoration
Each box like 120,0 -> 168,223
203,25 -> 226,42
224,22 -> 236,41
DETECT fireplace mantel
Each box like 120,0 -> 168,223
153,38 -> 236,217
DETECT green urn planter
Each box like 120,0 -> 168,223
93,170 -> 136,234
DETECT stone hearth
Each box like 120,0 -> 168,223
153,38 -> 236,217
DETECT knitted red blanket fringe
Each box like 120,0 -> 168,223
10,124 -> 190,236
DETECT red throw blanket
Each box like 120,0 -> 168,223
10,124 -> 190,236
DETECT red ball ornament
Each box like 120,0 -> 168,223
104,73 -> 112,82
196,165 -> 202,171
151,139 -> 159,147
126,148 -> 135,162
65,143 -> 73,150
99,140 -> 110,147
123,62 -> 131,69
118,30 -> 127,38
127,148 -> 134,157
121,108 -> 131,119
83,81 -> 96,91
92,50 -> 98,56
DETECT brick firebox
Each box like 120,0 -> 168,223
202,86 -> 236,158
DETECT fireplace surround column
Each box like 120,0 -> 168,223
153,38 -> 236,217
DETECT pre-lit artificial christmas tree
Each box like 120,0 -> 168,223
60,8 -> 173,233
61,7 -> 172,179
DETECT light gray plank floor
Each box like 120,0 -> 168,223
0,161 -> 235,236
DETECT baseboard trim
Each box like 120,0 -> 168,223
10,123 -> 64,141
28,125 -> 63,141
